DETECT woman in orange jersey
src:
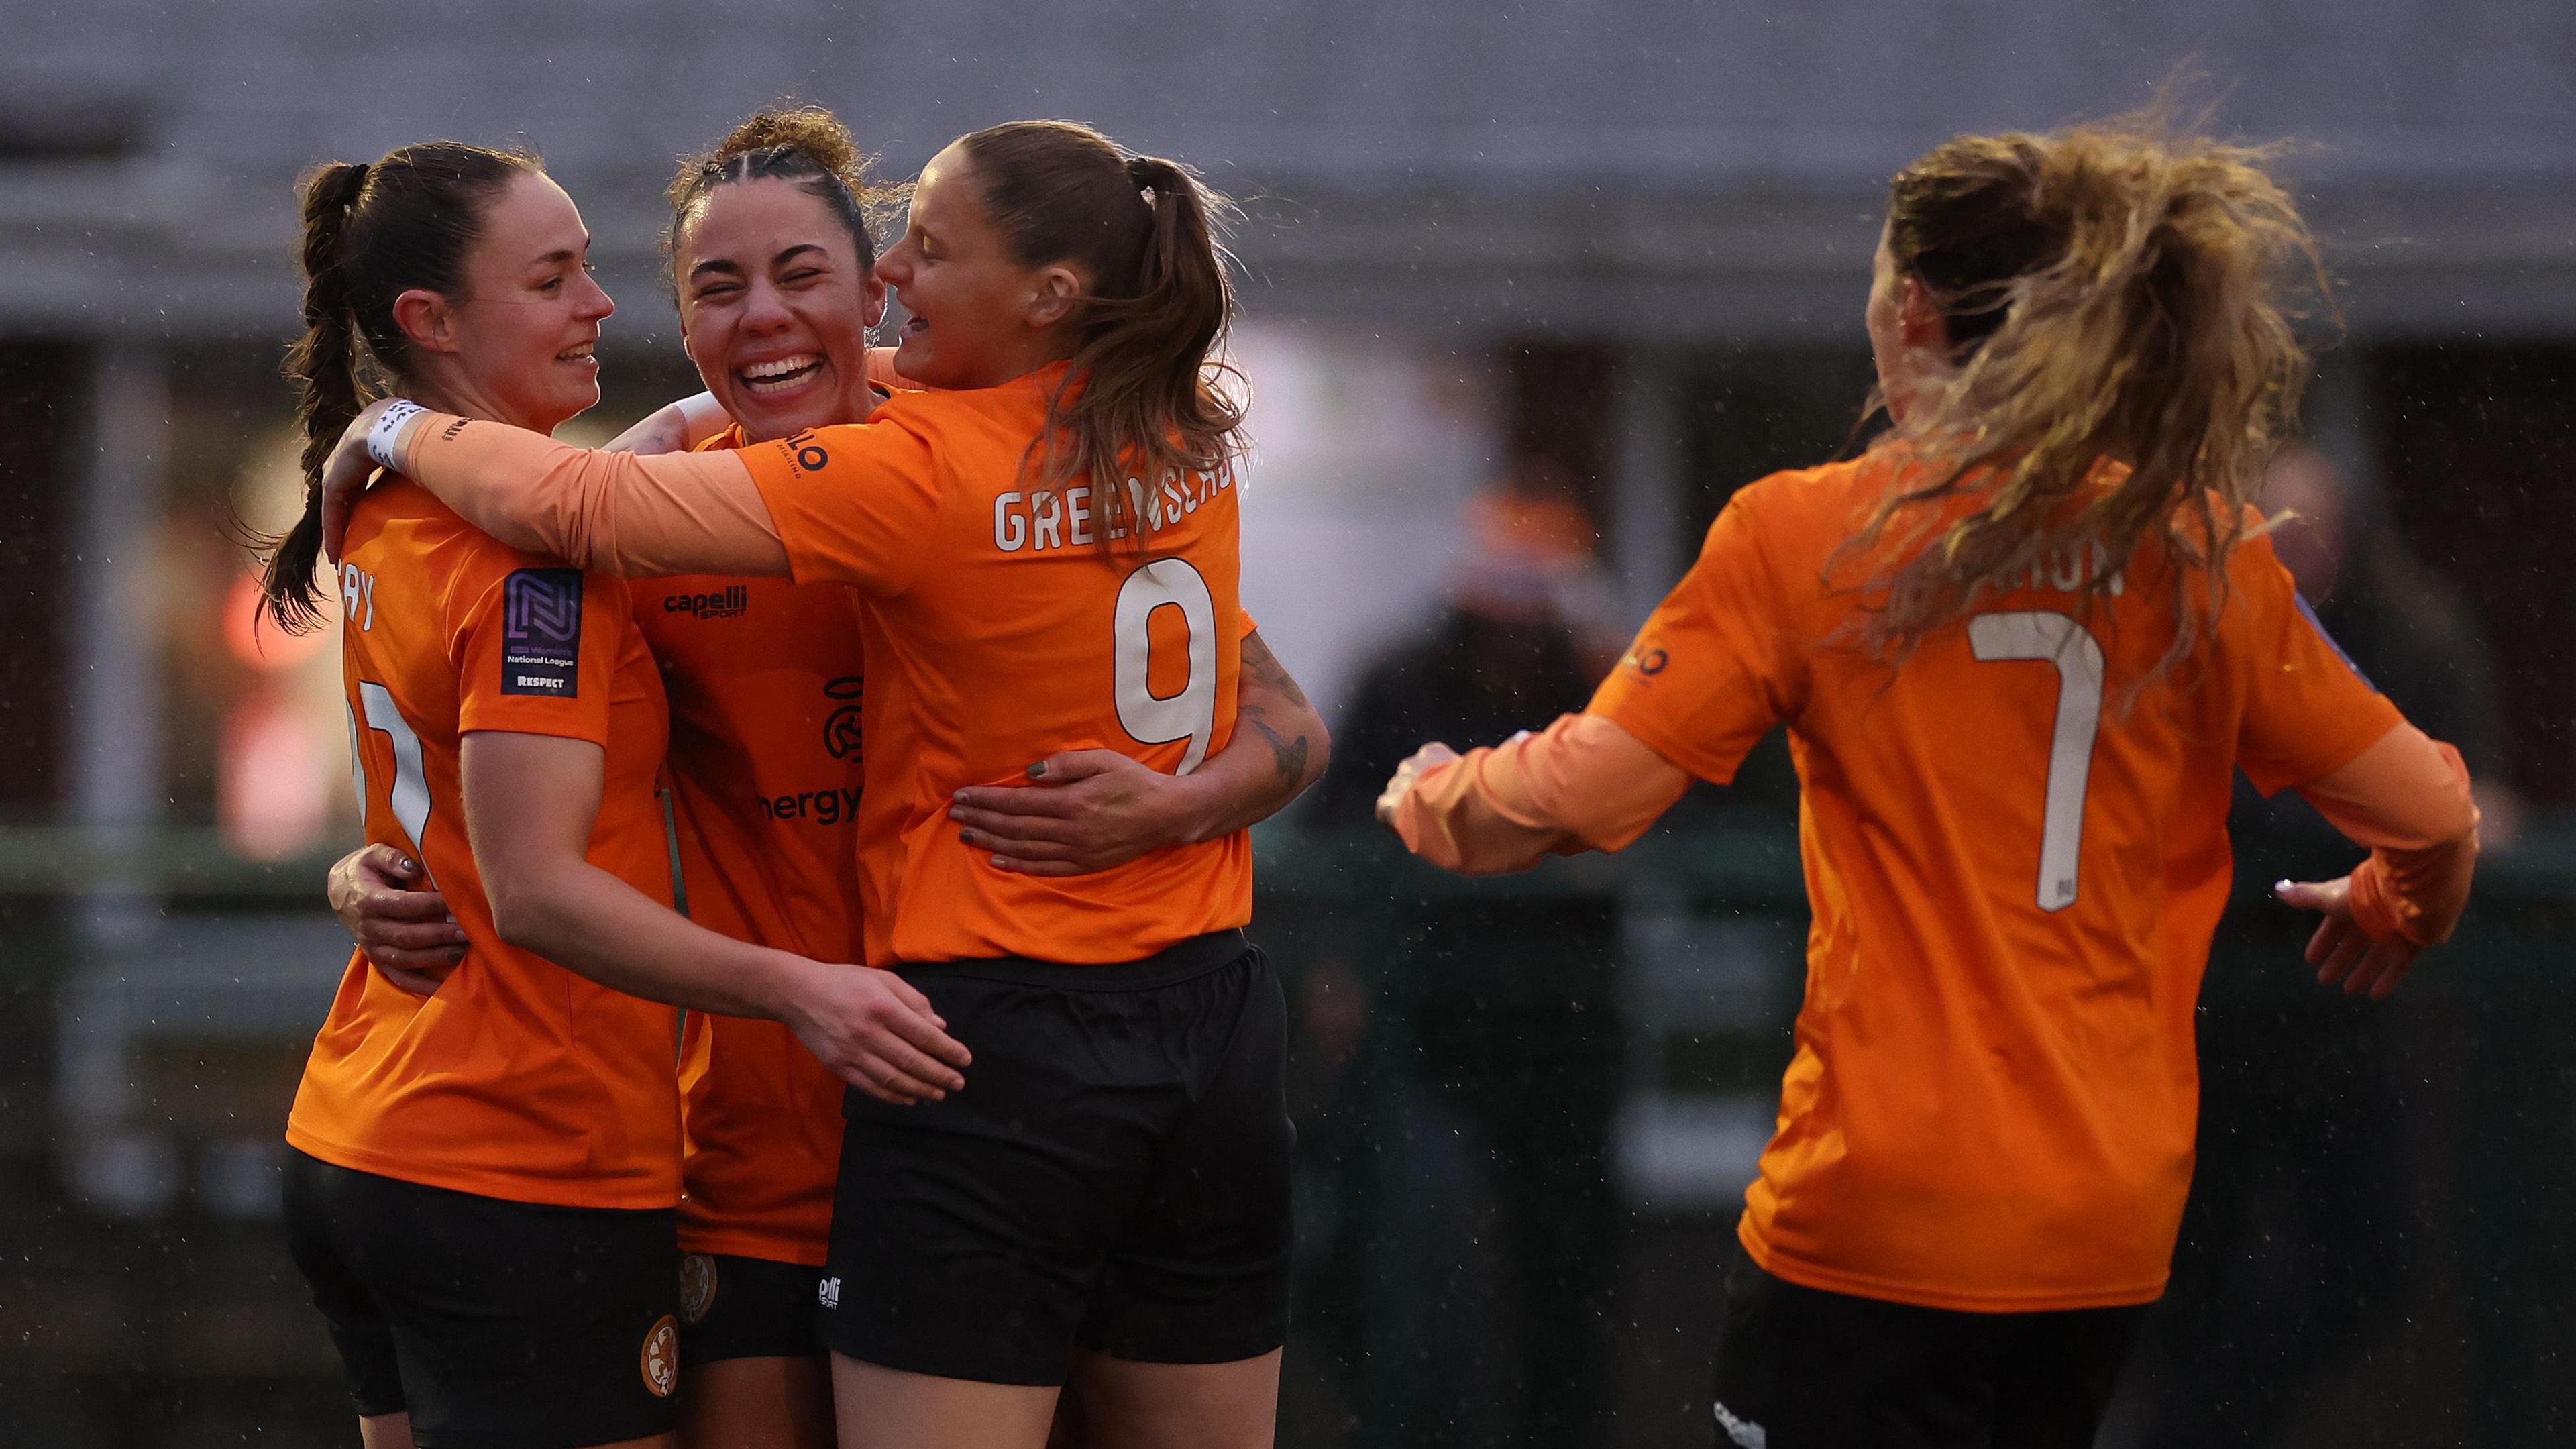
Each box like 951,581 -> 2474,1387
308,121 -> 1309,1449
328,108 -> 1330,1449
1375,117 -> 2481,1449
261,142 -> 969,1449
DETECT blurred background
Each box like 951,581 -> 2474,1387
1,2 -> 2572,1444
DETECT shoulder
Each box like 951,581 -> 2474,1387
1693,454 -> 1888,584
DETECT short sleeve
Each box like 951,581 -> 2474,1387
733,415 -> 946,596
2231,531 -> 2406,796
453,563 -> 631,743
1239,606 -> 1259,639
1586,490 -> 1803,784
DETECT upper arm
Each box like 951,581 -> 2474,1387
2230,533 -> 2407,795
460,731 -> 606,893
1585,490 -> 1802,784
730,417 -> 948,595
1238,630 -> 1322,731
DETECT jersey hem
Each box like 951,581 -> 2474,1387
453,716 -> 617,747
284,1122 -> 679,1213
1737,1216 -> 2167,1314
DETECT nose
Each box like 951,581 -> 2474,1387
875,246 -> 912,289
741,278 -> 790,333
579,270 -> 616,321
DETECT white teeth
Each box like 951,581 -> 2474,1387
742,355 -> 820,380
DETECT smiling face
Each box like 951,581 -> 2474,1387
873,143 -> 1081,390
674,176 -> 888,443
431,171 -> 616,432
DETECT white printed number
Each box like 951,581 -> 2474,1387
349,681 -> 433,864
1112,559 -> 1218,775
1968,612 -> 2104,913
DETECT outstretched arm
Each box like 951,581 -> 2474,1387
2275,720 -> 2480,999
319,399 -> 786,576
944,630 -> 1332,876
1377,711 -> 1694,875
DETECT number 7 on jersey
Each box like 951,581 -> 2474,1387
1968,611 -> 2104,913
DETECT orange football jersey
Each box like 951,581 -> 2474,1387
1589,451 -> 2402,1311
634,426 -> 865,1265
286,478 -> 681,1210
734,362 -> 1252,966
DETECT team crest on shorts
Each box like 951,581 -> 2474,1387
641,1314 -> 679,1398
679,1253 -> 719,1326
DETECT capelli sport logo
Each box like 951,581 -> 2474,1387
663,585 -> 748,620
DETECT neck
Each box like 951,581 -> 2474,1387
409,366 -> 549,433
967,331 -> 1077,391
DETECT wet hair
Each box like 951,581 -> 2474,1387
663,103 -> 903,292
1842,107 -> 2326,680
260,142 -> 542,632
954,119 -> 1246,545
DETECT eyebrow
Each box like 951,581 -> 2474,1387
688,258 -> 747,284
772,244 -> 827,268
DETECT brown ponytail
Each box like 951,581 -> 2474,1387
263,160 -> 373,633
957,119 -> 1246,547
1840,108 -> 2326,680
258,142 -> 540,633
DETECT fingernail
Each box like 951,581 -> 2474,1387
1026,761 -> 1047,778
948,806 -> 965,820
400,858 -> 419,874
958,830 -> 975,845
2272,880 -> 2293,897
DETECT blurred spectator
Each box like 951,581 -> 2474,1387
1298,482 -> 1623,1449
2263,445 -> 2523,846
2131,443 -> 2515,1443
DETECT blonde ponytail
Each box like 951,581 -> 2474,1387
1843,109 -> 2328,679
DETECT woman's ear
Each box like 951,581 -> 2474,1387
1026,264 -> 1084,329
391,288 -> 460,356
863,270 -> 889,330
1896,276 -> 1953,357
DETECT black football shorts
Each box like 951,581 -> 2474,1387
820,930 -> 1293,1385
282,1149 -> 680,1448
678,1250 -> 825,1365
1709,1241 -> 2147,1449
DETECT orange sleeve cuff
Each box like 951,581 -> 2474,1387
2296,725 -> 2480,948
1390,714 -> 1693,875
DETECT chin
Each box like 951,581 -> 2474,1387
893,335 -> 943,384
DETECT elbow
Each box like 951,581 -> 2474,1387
484,865 -> 576,957
1296,718 -> 1333,800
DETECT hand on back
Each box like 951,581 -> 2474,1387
772,958 -> 972,1106
947,750 -> 1202,877
320,398 -> 405,564
329,842 -> 467,996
